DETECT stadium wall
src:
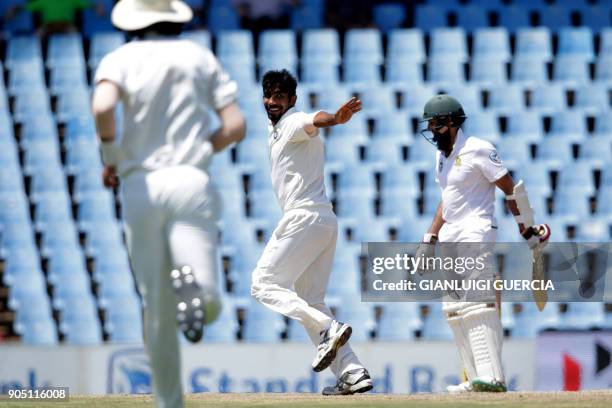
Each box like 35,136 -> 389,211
0,341 -> 535,394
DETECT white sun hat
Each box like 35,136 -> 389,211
111,0 -> 193,31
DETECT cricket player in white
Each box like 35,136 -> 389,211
250,70 -> 373,395
91,1 -> 246,407
416,95 -> 550,393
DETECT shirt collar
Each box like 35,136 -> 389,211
269,107 -> 296,131
446,128 -> 467,159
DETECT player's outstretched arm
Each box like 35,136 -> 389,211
92,80 -> 121,188
303,97 -> 362,134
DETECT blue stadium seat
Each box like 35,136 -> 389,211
19,109 -> 57,146
473,28 -> 511,62
462,112 -> 500,143
336,165 -> 376,194
22,140 -> 62,175
73,168 -> 106,200
290,5 -> 323,31
334,300 -> 374,341
89,32 -> 125,70
0,164 -> 25,193
373,4 -> 406,34
373,112 -> 411,140
92,248 -> 131,284
14,297 -> 58,345
204,297 -> 238,342
516,28 -> 553,62
494,138 -> 531,169
344,62 -> 381,88
442,85 -> 482,115
85,220 -> 124,256
397,217 -> 434,242
49,66 -> 88,96
29,166 -> 68,201
249,188 -> 283,223
539,6 -> 571,30
579,139 -> 611,168
367,139 -> 406,165
471,58 -> 507,87
207,6 -> 240,34
8,271 -> 47,311
258,30 -> 297,68
600,28 -> 612,59
409,136 -> 438,169
301,62 -> 339,86
553,190 -> 591,220
360,86 -> 396,116
497,6 -> 529,33
455,5 -> 488,32
553,56 -> 590,88
57,88 -> 95,121
427,58 -> 465,87
4,8 -> 34,34
421,303 -> 453,340
47,247 -> 88,285
549,111 -> 587,142
387,29 -> 425,64
556,162 -> 596,197
5,36 -> 42,69
422,188 -> 442,216
558,27 -> 594,62
65,115 -> 96,145
511,57 -> 548,86
556,303 -> 606,330
486,85 -> 524,115
242,300 -> 285,342
377,302 -> 421,341
302,29 -> 341,66
327,244 -> 361,296
235,136 -> 269,168
512,302 -> 560,338
581,6 -> 610,33
344,29 -> 384,65
505,111 -> 544,143
0,194 -> 30,226
380,189 -> 418,219
77,190 -> 117,226
58,296 -> 102,344
386,58 -> 423,88
530,84 -> 566,114
415,5 -> 447,31
65,139 -> 104,174
12,88 -> 51,122
398,85 -> 436,115
97,271 -> 137,308
535,140 -> 573,169
47,33 -> 85,69
512,162 -> 552,197
1,243 -> 40,287
595,56 -> 612,86
217,30 -> 255,65
381,165 -> 420,195
104,296 -> 143,343
328,115 -> 368,140
430,28 -> 468,63
573,85 -> 609,115
286,318 -> 310,342
575,217 -> 610,241
180,30 -> 211,49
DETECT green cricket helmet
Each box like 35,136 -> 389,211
421,94 -> 466,127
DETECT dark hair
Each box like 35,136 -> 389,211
262,69 -> 297,97
126,22 -> 184,40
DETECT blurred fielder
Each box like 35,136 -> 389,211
416,95 -> 550,393
250,70 -> 373,395
92,0 -> 245,407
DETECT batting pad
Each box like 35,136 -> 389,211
462,304 -> 505,383
446,313 -> 477,381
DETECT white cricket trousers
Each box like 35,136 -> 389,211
121,165 -> 221,408
251,206 -> 363,378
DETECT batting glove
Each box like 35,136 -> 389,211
521,224 -> 551,250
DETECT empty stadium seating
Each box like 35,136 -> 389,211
1,0 -> 610,345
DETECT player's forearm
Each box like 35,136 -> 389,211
92,81 -> 120,142
428,201 -> 445,236
312,111 -> 338,128
211,102 -> 246,152
495,173 -> 526,233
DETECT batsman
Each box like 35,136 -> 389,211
416,95 -> 551,393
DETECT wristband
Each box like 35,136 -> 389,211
423,233 -> 438,244
100,141 -> 122,166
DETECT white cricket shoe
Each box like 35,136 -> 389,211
322,368 -> 373,395
471,375 -> 507,392
447,381 -> 473,394
312,321 -> 352,372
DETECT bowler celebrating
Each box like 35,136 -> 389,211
417,95 -> 550,393
251,70 -> 373,395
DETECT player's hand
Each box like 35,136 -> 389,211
415,234 -> 438,275
102,165 -> 119,189
521,224 -> 551,250
334,97 -> 362,124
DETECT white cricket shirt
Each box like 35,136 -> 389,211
268,107 -> 332,212
94,37 -> 237,176
435,129 -> 508,224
